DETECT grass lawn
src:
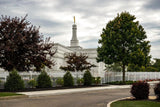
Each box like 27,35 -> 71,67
0,92 -> 23,97
111,100 -> 160,107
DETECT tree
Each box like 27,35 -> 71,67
60,53 -> 96,72
0,15 -> 55,71
97,12 -> 151,83
152,58 -> 160,71
105,63 -> 122,72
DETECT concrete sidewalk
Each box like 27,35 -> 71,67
17,81 -> 159,97
17,85 -> 130,97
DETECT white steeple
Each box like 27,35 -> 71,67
70,16 -> 79,47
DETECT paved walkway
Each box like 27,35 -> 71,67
17,81 -> 159,97
18,85 -> 130,97
1,87 -> 131,107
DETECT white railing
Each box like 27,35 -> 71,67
0,71 -> 85,82
1,71 -> 160,83
104,72 -> 160,83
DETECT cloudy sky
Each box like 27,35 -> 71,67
0,0 -> 160,58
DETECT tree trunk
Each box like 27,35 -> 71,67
122,64 -> 126,84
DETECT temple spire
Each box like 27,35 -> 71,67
70,16 -> 79,47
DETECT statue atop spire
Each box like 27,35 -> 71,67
74,16 -> 75,24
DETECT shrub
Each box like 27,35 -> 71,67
56,78 -> 64,86
131,81 -> 149,100
4,69 -> 24,91
77,78 -> 84,85
28,79 -> 37,88
83,70 -> 92,86
63,71 -> 74,87
154,83 -> 160,100
37,71 -> 52,88
93,77 -> 101,85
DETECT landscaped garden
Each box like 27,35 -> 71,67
109,81 -> 160,107
111,100 -> 160,107
0,69 -> 102,92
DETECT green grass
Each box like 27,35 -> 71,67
111,100 -> 160,107
0,92 -> 22,97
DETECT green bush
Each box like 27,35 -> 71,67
77,78 -> 84,85
63,71 -> 74,87
37,71 -> 52,88
83,70 -> 92,86
56,78 -> 64,86
93,77 -> 101,85
4,69 -> 24,91
28,79 -> 37,88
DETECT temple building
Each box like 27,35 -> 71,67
47,17 -> 106,77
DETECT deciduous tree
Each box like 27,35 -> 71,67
60,53 -> 96,72
97,12 -> 151,83
0,15 -> 55,71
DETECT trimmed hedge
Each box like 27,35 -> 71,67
28,79 -> 37,88
131,81 -> 149,100
83,70 -> 92,86
77,78 -> 84,85
92,77 -> 101,85
56,78 -> 64,86
154,83 -> 160,100
63,71 -> 74,87
4,69 -> 24,91
37,71 -> 52,88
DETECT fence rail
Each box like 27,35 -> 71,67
104,72 -> 160,83
1,71 -> 160,84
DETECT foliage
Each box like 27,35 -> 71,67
145,66 -> 158,72
83,70 -> 92,86
60,53 -> 96,72
63,71 -> 74,87
0,92 -> 23,97
111,100 -> 160,107
0,15 -> 55,71
56,78 -> 64,86
105,63 -> 121,72
92,77 -> 101,85
97,11 -> 151,83
127,64 -> 145,71
4,69 -> 24,91
28,79 -> 37,88
77,78 -> 84,85
37,71 -> 52,88
131,81 -> 149,99
154,83 -> 160,100
152,58 -> 160,71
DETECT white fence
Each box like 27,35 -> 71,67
0,71 -> 85,82
1,71 -> 160,84
104,72 -> 160,83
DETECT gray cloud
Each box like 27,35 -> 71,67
144,0 -> 160,10
142,22 -> 160,29
0,0 -> 160,58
